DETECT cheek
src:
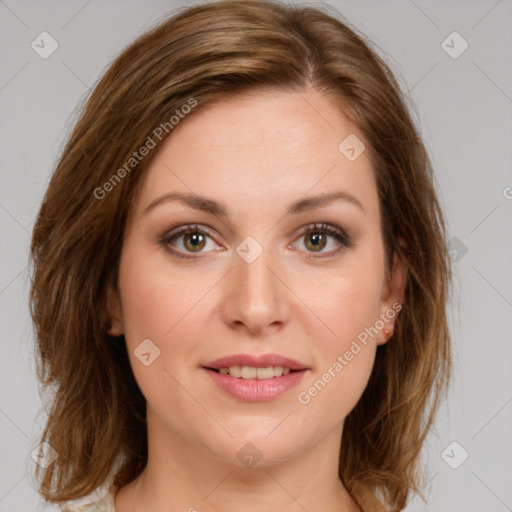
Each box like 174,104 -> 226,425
292,253 -> 384,418
303,259 -> 384,350
296,347 -> 376,431
295,278 -> 381,425
118,245 -> 211,344
116,248 -> 216,418
116,242 -> 234,398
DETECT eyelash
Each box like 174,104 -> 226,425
159,222 -> 352,260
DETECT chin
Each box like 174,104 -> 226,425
208,429 -> 307,469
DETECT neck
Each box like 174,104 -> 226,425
115,414 -> 362,512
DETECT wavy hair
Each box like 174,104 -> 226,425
30,1 -> 451,510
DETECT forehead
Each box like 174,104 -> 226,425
131,88 -> 379,222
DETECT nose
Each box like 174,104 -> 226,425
220,243 -> 291,336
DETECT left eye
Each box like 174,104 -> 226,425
290,222 -> 351,258
160,222 -> 350,259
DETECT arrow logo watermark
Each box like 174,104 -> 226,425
134,338 -> 161,366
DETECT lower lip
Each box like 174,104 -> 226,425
203,368 -> 307,402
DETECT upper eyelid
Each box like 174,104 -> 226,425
295,222 -> 345,235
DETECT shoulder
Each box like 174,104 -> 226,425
62,490 -> 116,512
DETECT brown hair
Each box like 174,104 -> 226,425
30,1 -> 451,510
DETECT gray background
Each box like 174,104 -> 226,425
1,0 -> 511,510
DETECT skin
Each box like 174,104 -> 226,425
109,87 -> 406,512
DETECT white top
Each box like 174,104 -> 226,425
62,490 -> 116,511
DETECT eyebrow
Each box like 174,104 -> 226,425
143,191 -> 365,217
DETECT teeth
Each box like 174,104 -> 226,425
217,366 -> 294,379
241,366 -> 257,379
257,367 -> 276,379
228,365 -> 241,378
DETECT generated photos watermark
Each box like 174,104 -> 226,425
297,301 -> 402,405
93,97 -> 198,200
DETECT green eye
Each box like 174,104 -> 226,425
160,222 -> 351,260
293,223 -> 351,259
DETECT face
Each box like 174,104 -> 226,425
109,88 -> 405,467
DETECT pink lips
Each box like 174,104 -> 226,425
203,353 -> 308,371
202,353 -> 309,402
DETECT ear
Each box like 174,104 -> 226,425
376,246 -> 407,346
106,284 -> 124,337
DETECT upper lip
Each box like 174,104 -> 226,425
203,353 -> 309,371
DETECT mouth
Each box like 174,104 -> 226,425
203,365 -> 301,379
202,353 -> 309,373
201,354 -> 309,401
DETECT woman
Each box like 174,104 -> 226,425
29,1 -> 452,510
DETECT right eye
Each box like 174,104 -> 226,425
159,224 -> 221,259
